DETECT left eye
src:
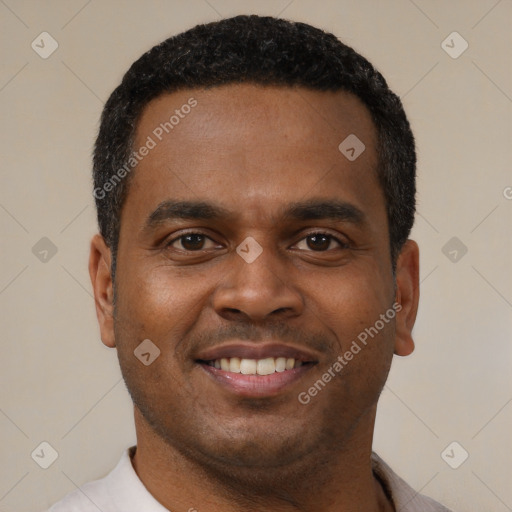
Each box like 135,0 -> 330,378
168,233 -> 218,251
295,233 -> 347,252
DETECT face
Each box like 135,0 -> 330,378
90,84 -> 418,475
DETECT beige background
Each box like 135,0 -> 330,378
1,1 -> 511,511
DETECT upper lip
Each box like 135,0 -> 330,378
195,342 -> 320,363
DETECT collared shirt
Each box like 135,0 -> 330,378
45,446 -> 453,511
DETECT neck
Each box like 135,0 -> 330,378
131,406 -> 394,512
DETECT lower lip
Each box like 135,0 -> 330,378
199,363 -> 314,397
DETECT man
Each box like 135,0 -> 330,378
47,14 -> 452,512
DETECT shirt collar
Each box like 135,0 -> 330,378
105,446 -> 448,512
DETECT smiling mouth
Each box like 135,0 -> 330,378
194,342 -> 319,396
199,356 -> 315,375
198,357 -> 317,397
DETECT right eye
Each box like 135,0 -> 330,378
166,232 -> 220,252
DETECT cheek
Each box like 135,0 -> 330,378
112,271 -> 198,411
312,264 -> 393,344
116,264 -> 208,338
307,261 -> 396,400
113,265 -> 215,397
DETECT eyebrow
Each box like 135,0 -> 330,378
146,200 -> 232,228
144,198 -> 366,230
282,199 -> 365,225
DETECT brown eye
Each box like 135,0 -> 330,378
294,232 -> 347,252
180,234 -> 205,250
306,234 -> 331,251
168,233 -> 217,251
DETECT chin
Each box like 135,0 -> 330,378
173,416 -> 317,472
185,434 -> 321,493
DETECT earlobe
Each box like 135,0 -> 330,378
88,234 -> 116,348
393,240 -> 420,357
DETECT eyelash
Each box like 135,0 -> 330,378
165,230 -> 350,252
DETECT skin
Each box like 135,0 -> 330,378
89,84 -> 419,512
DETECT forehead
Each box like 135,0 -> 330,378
126,84 -> 382,224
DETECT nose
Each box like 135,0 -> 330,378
212,245 -> 304,323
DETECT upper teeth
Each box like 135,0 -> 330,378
209,357 -> 302,375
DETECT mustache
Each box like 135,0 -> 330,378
182,320 -> 334,357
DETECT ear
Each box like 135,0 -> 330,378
393,239 -> 420,357
89,234 -> 116,348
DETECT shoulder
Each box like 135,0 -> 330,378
44,448 -> 136,512
372,452 -> 453,512
46,477 -> 111,511
43,446 -> 169,512
47,480 -> 110,512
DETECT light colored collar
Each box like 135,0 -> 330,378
371,452 -> 452,511
97,447 -> 451,512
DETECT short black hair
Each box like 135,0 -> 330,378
93,14 -> 416,275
